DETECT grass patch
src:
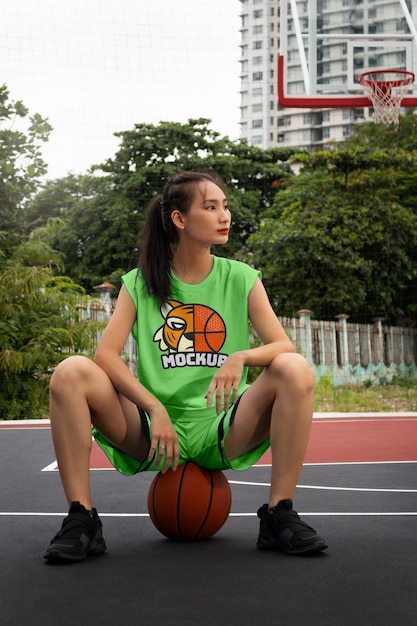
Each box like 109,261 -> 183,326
314,377 -> 417,413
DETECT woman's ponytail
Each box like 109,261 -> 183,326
138,194 -> 175,304
137,170 -> 225,304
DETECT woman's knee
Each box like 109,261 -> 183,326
49,355 -> 95,396
268,352 -> 314,395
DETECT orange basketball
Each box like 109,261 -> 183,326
147,462 -> 232,541
194,307 -> 226,353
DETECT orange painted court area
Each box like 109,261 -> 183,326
88,416 -> 417,469
261,417 -> 417,465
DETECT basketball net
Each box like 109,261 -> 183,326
359,70 -> 415,125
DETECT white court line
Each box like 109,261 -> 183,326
41,461 -> 59,472
1,511 -> 417,517
297,484 -> 417,493
41,459 -> 417,471
41,462 -> 114,472
228,480 -> 417,493
273,460 -> 417,465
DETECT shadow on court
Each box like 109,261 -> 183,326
0,421 -> 416,626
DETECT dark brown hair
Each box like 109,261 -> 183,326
138,170 -> 226,304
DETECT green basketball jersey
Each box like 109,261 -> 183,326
122,256 -> 261,423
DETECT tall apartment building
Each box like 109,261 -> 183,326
239,0 -> 417,149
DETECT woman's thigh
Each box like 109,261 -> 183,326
224,352 -> 313,459
223,371 -> 274,459
50,355 -> 148,459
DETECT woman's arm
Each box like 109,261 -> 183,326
94,285 -> 179,471
244,277 -> 295,366
94,285 -> 162,413
206,278 -> 295,414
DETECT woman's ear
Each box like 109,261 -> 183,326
171,209 -> 185,230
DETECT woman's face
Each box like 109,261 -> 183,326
179,181 -> 231,246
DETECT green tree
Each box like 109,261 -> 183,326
249,125 -> 417,322
25,173 -> 86,230
27,173 -> 121,290
0,84 -> 52,258
0,233 -> 105,419
28,119 -> 296,289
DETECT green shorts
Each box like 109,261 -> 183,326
92,394 -> 270,476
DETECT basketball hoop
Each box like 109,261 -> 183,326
358,69 -> 415,124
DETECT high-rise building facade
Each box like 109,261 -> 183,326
239,0 -> 417,149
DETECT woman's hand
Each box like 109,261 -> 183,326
206,352 -> 245,415
147,405 -> 180,473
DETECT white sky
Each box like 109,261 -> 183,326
1,0 -> 241,180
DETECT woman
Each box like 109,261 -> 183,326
44,170 -> 327,562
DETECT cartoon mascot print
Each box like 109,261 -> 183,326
153,300 -> 227,369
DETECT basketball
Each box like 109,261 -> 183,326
147,462 -> 232,541
193,304 -> 226,352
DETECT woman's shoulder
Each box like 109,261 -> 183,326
215,256 -> 261,279
121,268 -> 145,294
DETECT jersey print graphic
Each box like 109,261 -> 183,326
153,300 -> 228,369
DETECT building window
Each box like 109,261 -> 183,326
397,50 -> 406,65
253,10 -> 263,18
252,135 -> 263,145
252,87 -> 262,96
396,18 -> 407,32
253,40 -> 263,49
252,119 -> 263,128
279,115 -> 291,127
253,103 -> 263,112
368,22 -> 384,34
253,71 -> 263,81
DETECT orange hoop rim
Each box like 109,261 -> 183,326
358,69 -> 415,90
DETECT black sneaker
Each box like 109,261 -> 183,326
44,501 -> 107,563
257,500 -> 328,555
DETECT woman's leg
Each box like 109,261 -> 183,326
45,355 -> 150,562
224,352 -> 314,508
49,355 -> 149,509
224,352 -> 327,555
